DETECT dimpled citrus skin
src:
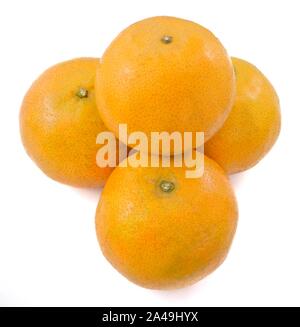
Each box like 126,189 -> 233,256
20,58 -> 114,188
95,16 -> 235,149
96,155 -> 238,289
205,57 -> 281,174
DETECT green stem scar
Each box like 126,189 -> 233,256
233,66 -> 237,77
76,88 -> 88,98
161,35 -> 173,44
159,180 -> 175,193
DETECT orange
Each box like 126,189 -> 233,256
205,57 -> 281,174
20,58 -> 117,188
95,16 -> 235,152
95,155 -> 238,289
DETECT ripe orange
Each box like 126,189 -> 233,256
205,57 -> 281,174
20,58 -> 116,188
95,16 -> 235,151
95,155 -> 238,289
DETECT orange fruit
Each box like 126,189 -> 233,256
95,154 -> 238,289
20,58 -> 117,188
205,57 -> 281,174
95,16 -> 235,152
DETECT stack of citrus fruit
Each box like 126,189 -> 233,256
20,16 -> 281,289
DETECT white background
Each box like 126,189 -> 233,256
0,0 -> 299,307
